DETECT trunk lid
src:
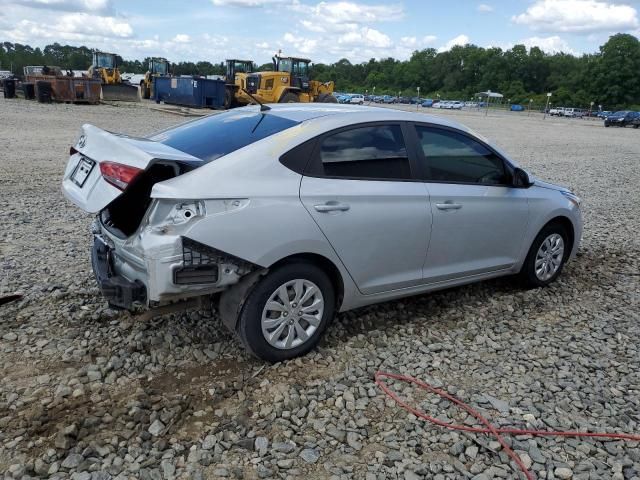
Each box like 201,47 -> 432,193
62,124 -> 202,213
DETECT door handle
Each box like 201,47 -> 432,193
314,202 -> 350,213
436,202 -> 462,210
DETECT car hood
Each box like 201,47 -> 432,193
532,176 -> 569,192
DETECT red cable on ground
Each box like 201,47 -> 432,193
375,371 -> 640,480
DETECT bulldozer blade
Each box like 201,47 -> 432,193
101,83 -> 141,102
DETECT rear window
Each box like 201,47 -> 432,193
150,110 -> 299,163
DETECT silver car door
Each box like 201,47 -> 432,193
412,124 -> 529,283
299,123 -> 431,295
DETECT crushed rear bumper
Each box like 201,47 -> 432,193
91,235 -> 147,309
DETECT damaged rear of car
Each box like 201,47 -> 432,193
62,110 -> 302,310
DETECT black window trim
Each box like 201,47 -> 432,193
408,122 -> 518,187
298,121 -> 423,183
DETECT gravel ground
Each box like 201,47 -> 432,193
1,98 -> 639,480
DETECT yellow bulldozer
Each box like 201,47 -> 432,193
140,57 -> 170,99
88,51 -> 140,102
229,53 -> 336,108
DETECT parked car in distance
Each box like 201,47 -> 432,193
349,94 -> 365,105
62,103 -> 583,362
421,99 -> 434,107
604,111 -> 640,127
563,108 -> 584,118
382,95 -> 395,104
397,97 -> 411,104
337,94 -> 351,104
510,104 -> 525,112
433,101 -> 448,109
549,107 -> 565,116
449,101 -> 464,110
597,110 -> 613,118
465,102 -> 478,108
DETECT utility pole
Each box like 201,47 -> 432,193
543,92 -> 552,120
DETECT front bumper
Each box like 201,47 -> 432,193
91,235 -> 147,309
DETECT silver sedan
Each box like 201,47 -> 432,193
62,104 -> 582,362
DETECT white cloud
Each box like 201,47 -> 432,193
477,3 -> 493,13
255,41 -> 269,49
172,34 -> 190,43
338,27 -> 391,48
6,0 -> 115,14
512,0 -> 639,33
400,35 -> 437,48
438,34 -> 470,52
521,35 -> 576,54
211,0 -> 292,6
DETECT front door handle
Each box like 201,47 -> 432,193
314,202 -> 350,213
436,202 -> 462,210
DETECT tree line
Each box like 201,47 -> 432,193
2,33 -> 639,109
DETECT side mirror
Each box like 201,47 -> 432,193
513,167 -> 533,188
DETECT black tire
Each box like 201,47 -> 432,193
224,87 -> 235,109
519,223 -> 569,288
317,93 -> 337,103
237,262 -> 335,362
142,85 -> 151,100
279,92 -> 299,103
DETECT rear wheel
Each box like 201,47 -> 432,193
519,223 -> 569,288
317,93 -> 337,103
279,92 -> 299,103
237,262 -> 335,362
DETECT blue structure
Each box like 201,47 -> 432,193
154,76 -> 226,109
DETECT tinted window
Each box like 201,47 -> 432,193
319,125 -> 411,180
416,126 -> 507,185
150,111 -> 299,163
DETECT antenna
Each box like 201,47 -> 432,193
242,88 -> 271,112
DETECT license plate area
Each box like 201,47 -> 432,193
71,157 -> 95,187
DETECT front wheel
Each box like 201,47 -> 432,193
237,262 -> 335,362
279,92 -> 299,103
519,224 -> 569,288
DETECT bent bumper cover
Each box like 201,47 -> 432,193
92,236 -> 147,309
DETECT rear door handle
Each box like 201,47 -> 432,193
436,202 -> 462,210
314,202 -> 350,213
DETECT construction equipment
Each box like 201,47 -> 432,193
224,59 -> 254,109
232,52 -> 336,107
88,52 -> 140,102
141,57 -> 170,99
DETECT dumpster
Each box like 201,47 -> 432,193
24,67 -> 101,104
154,76 -> 225,109
3,79 -> 16,98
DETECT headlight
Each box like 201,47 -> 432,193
561,190 -> 581,208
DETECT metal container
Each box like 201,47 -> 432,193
25,74 -> 102,104
153,76 -> 225,108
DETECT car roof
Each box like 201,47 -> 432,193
240,103 -> 467,130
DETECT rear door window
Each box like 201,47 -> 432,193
150,110 -> 299,163
315,124 -> 411,180
415,126 -> 507,185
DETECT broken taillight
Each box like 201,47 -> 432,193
100,162 -> 143,191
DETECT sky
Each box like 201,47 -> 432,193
1,0 -> 639,64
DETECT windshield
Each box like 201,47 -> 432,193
150,110 -> 300,163
152,61 -> 168,74
613,111 -> 629,116
278,58 -> 292,72
292,61 -> 309,76
94,54 -> 115,69
234,62 -> 250,73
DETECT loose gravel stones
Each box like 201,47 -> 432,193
1,100 -> 639,479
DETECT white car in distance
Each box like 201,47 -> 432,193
349,94 -> 365,105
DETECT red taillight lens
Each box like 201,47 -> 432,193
99,162 -> 143,191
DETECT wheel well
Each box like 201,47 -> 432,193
544,216 -> 575,254
269,254 -> 344,309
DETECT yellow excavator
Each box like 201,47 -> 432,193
141,57 -> 170,99
88,51 -> 140,102
231,52 -> 336,107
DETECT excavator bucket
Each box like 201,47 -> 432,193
101,83 -> 140,102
